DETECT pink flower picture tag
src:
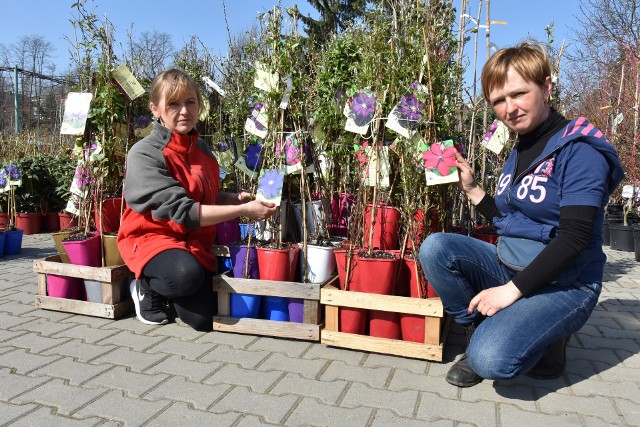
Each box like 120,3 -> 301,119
422,140 -> 459,186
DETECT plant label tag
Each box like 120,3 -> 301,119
256,168 -> 285,206
254,62 -> 279,92
60,92 -> 93,135
364,145 -> 390,188
279,76 -> 293,109
344,90 -> 376,135
111,64 -> 145,100
422,140 -> 460,186
481,120 -> 509,154
203,76 -> 225,97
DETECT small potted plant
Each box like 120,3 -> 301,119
0,162 -> 25,255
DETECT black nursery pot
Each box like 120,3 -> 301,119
609,223 -> 635,252
633,225 -> 640,262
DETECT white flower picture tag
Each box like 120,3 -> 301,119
254,62 -> 279,92
481,120 -> 509,154
61,92 -> 93,135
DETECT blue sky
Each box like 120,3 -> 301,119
2,0 -> 582,84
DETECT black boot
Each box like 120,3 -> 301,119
446,320 -> 483,387
526,335 -> 569,379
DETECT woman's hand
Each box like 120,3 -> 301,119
243,199 -> 277,221
468,281 -> 523,317
455,152 -> 487,205
237,191 -> 255,203
455,152 -> 477,193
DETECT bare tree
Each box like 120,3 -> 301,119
564,0 -> 640,201
125,28 -> 174,81
0,35 -> 59,133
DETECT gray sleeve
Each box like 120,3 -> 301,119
123,139 -> 200,229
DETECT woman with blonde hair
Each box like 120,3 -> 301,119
118,69 -> 276,330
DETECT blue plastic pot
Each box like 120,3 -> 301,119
262,296 -> 290,321
3,229 -> 23,256
231,294 -> 262,318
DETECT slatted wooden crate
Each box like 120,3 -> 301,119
33,255 -> 134,319
212,272 -> 331,341
212,244 -> 327,341
320,283 -> 450,361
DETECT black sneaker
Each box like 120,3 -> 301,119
130,279 -> 169,325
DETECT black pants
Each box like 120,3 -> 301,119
141,249 -> 216,331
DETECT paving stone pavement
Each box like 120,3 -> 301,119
0,233 -> 638,426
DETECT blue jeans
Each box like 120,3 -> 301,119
418,232 -> 601,379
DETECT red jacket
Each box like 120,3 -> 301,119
117,123 -> 220,278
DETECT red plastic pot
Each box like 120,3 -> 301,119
94,197 -> 123,234
355,251 -> 400,295
16,213 -> 42,235
370,310 -> 401,339
363,204 -> 401,250
357,251 -> 401,339
339,307 -> 368,334
58,212 -> 78,231
0,212 -> 10,230
334,248 -> 360,291
331,192 -> 355,229
41,212 -> 60,233
471,226 -> 498,244
399,256 -> 428,343
256,245 -> 300,281
406,207 -> 441,249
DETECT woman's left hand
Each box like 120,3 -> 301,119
237,191 -> 255,203
468,281 -> 523,317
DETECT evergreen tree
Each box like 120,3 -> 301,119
300,0 -> 369,47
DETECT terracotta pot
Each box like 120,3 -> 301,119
406,207 -> 440,250
93,197 -> 123,234
363,204 -> 401,250
356,251 -> 401,339
16,213 -> 42,235
399,257 -> 428,343
58,212 -> 78,230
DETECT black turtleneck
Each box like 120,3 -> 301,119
475,108 -> 599,296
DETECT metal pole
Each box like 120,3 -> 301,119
14,66 -> 19,134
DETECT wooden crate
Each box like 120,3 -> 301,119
212,270 -> 330,342
33,255 -> 134,319
320,284 -> 450,361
